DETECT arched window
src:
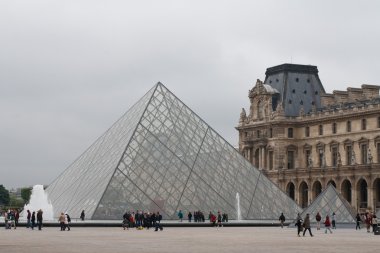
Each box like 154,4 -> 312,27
341,180 -> 352,203
286,182 -> 295,200
358,179 -> 368,208
257,101 -> 264,119
299,182 -> 308,208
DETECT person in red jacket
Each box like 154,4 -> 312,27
324,215 -> 333,234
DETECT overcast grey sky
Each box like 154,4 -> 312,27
1,0 -> 380,189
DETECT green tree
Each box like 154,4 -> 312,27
0,184 -> 10,206
21,187 -> 32,204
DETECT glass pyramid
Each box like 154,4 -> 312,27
47,83 -> 301,220
295,184 -> 356,223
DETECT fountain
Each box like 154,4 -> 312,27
22,185 -> 54,220
236,192 -> 242,221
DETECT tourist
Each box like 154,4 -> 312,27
210,212 -> 216,226
372,214 -> 378,233
324,215 -> 333,234
31,211 -> 36,230
356,213 -> 361,230
315,212 -> 321,230
122,211 -> 130,230
332,212 -> 336,229
59,212 -> 65,231
295,213 -> 303,237
188,211 -> 192,222
26,210 -> 31,228
302,214 -> 313,237
178,210 -> 183,222
36,209 -> 43,230
65,213 -> 71,231
14,210 -> 19,228
217,211 -> 222,227
365,212 -> 372,233
279,212 -> 285,228
80,210 -> 85,221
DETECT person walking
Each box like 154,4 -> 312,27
324,215 -> 333,234
331,212 -> 336,229
58,213 -> 65,231
31,211 -> 36,230
80,210 -> 85,221
356,213 -> 361,230
279,212 -> 285,228
36,209 -> 43,230
315,212 -> 322,230
26,210 -> 31,228
65,213 -> 71,231
178,210 -> 183,222
295,213 -> 303,237
372,214 -> 378,233
302,214 -> 313,237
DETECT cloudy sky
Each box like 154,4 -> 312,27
1,0 -> 380,189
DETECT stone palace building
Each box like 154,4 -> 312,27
237,63 -> 380,212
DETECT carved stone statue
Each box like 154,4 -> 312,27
299,106 -> 305,117
367,149 -> 373,164
337,152 -> 342,166
307,154 -> 313,168
320,150 -> 326,168
239,108 -> 247,123
351,150 -> 356,165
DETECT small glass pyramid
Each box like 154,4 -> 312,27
47,83 -> 301,220
295,184 -> 356,223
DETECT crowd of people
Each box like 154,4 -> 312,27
122,210 -> 163,231
2,209 -> 44,230
355,212 -> 378,233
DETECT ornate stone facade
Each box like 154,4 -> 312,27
237,64 -> 380,212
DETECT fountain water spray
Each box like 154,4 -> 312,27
236,192 -> 242,221
22,185 -> 54,221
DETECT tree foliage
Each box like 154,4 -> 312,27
0,184 -> 10,206
21,187 -> 32,203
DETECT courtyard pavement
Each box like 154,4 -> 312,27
0,226 -> 378,253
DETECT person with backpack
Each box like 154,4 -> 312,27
315,212 -> 322,230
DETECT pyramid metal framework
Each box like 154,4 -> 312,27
46,83 -> 301,220
295,184 -> 356,223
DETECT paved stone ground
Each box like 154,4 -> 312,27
0,226 -> 378,253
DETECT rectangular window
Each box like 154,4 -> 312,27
362,119 -> 367,130
287,151 -> 295,169
347,121 -> 351,132
269,128 -> 273,138
288,128 -> 293,138
305,127 -> 310,137
332,123 -> 337,134
332,147 -> 338,167
269,151 -> 273,170
346,146 -> 352,165
377,143 -> 380,164
256,130 -> 260,138
361,144 -> 367,164
378,117 -> 380,128
319,125 -> 323,135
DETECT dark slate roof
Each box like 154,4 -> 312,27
264,63 -> 325,117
